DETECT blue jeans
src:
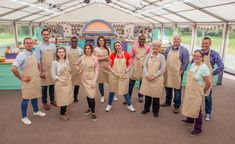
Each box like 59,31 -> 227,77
165,87 -> 181,108
128,79 -> 143,99
21,98 -> 39,118
205,90 -> 212,114
108,92 -> 131,106
98,83 -> 104,97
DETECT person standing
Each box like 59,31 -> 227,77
105,41 -> 135,112
161,35 -> 189,114
51,47 -> 73,121
35,29 -> 57,110
129,35 -> 151,103
200,37 -> 224,121
67,37 -> 83,102
75,44 -> 99,121
93,36 -> 111,103
140,41 -> 165,118
181,50 -> 211,136
11,37 -> 46,125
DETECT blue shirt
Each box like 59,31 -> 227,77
35,42 -> 56,63
164,45 -> 190,72
13,50 -> 35,70
201,49 -> 224,76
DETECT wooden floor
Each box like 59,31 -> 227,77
0,73 -> 235,144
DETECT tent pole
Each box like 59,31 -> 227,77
191,23 -> 197,54
29,22 -> 33,38
13,21 -> 18,46
174,24 -> 178,35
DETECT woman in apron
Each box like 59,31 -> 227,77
94,36 -> 114,103
105,41 -> 135,112
181,50 -> 211,136
51,47 -> 73,121
75,44 -> 99,121
11,37 -> 46,125
140,41 -> 166,118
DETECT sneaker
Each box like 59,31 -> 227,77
181,119 -> 194,125
33,111 -> 46,117
173,108 -> 180,114
153,112 -> 159,118
43,103 -> 50,110
141,110 -> 150,114
138,97 -> 143,103
160,103 -> 171,107
59,115 -> 69,121
204,114 -> 211,121
91,114 -> 97,121
127,105 -> 135,112
51,100 -> 57,107
105,105 -> 112,112
100,97 -> 105,103
190,130 -> 201,136
114,96 -> 118,101
74,98 -> 79,103
21,117 -> 32,125
84,109 -> 91,115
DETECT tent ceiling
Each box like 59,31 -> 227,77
0,0 -> 234,24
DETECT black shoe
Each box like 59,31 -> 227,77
74,98 -> 78,103
91,114 -> 97,121
123,101 -> 127,105
141,110 -> 150,114
138,97 -> 143,103
173,108 -> 180,114
160,103 -> 171,107
190,130 -> 201,136
153,112 -> 159,118
84,109 -> 91,115
181,119 -> 194,125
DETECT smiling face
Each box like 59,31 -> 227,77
71,38 -> 78,48
138,35 -> 146,46
24,38 -> 34,51
42,31 -> 50,42
98,37 -> 105,47
114,42 -> 123,53
152,42 -> 161,54
84,45 -> 93,56
57,48 -> 66,60
201,39 -> 211,52
193,51 -> 204,64
173,35 -> 181,47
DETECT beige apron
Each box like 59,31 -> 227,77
67,48 -> 82,85
164,48 -> 182,89
130,47 -> 146,80
55,62 -> 73,106
181,66 -> 204,118
96,47 -> 109,83
21,53 -> 41,99
80,56 -> 96,98
41,49 -> 55,86
109,52 -> 129,95
203,50 -> 213,96
140,55 -> 164,98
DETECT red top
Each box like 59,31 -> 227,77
109,51 -> 130,67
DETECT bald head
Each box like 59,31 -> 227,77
173,35 -> 181,48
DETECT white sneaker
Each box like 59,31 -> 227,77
204,114 -> 211,121
100,97 -> 105,103
105,105 -> 112,112
127,105 -> 135,112
114,95 -> 118,101
21,117 -> 32,125
33,111 -> 46,117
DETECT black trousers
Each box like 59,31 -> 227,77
144,96 -> 160,114
42,85 -> 55,104
60,106 -> 67,115
86,97 -> 95,113
74,85 -> 80,99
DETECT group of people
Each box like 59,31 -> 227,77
11,28 -> 224,136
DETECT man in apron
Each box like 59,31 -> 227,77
67,37 -> 83,102
11,37 -> 46,125
161,35 -> 189,114
129,35 -> 151,103
35,29 -> 57,110
200,37 -> 224,121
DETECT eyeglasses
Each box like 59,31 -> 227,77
193,55 -> 202,58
